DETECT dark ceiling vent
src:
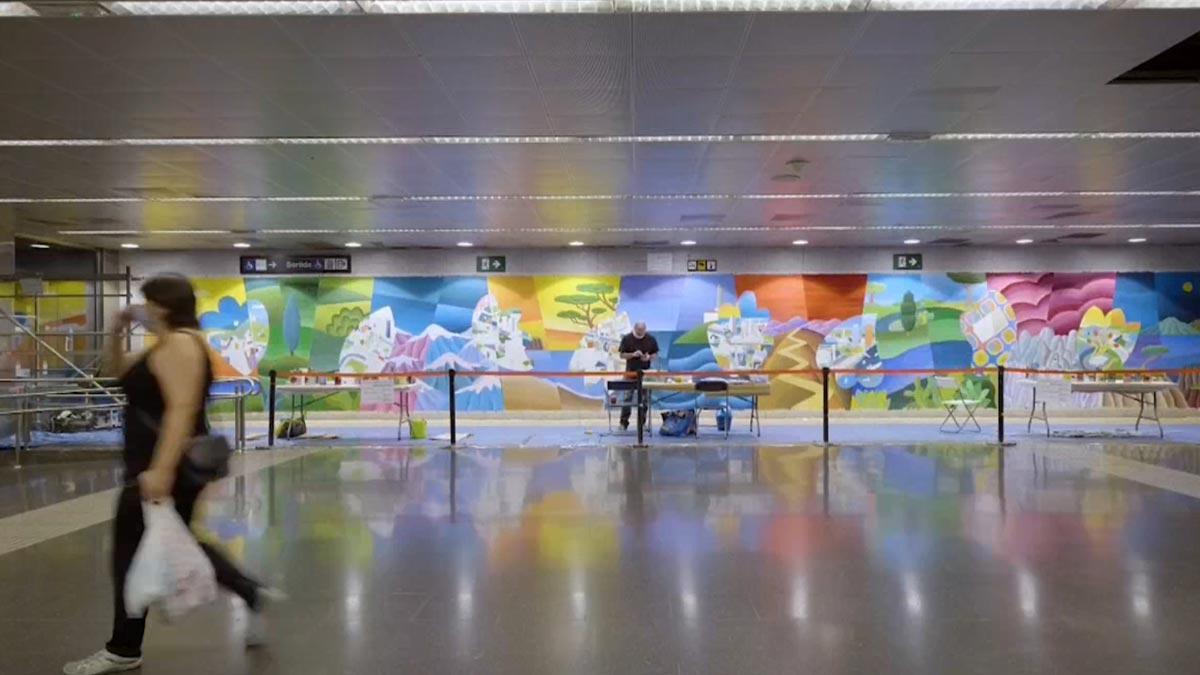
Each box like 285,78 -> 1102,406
1042,209 -> 1096,221
770,213 -> 809,222
885,131 -> 933,143
1111,30 -> 1200,84
112,186 -> 188,198
1047,232 -> 1106,243
1031,203 -> 1082,211
772,158 -> 809,182
23,217 -> 77,227
928,237 -> 969,246
633,240 -> 671,247
679,214 -> 725,223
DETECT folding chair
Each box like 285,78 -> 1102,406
604,379 -> 643,429
934,376 -> 983,433
695,379 -> 731,439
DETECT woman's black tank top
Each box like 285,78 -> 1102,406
118,331 -> 213,477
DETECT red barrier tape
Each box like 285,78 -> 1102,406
274,367 -> 1200,381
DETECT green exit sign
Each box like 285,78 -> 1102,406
476,255 -> 507,273
893,253 -> 923,271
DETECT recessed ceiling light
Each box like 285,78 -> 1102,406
233,242 -> 251,249
1129,237 -> 1148,243
345,242 -> 363,248
29,243 -> 50,249
4,131 -> 1200,148
456,241 -> 474,248
792,239 -> 809,246
10,188 -> 1200,206
680,240 -> 697,246
903,238 -> 921,245
120,243 -> 139,249
568,241 -> 585,247
1016,238 -> 1034,245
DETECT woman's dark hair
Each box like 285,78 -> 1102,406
140,274 -> 200,330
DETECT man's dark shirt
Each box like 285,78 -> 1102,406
619,333 -> 659,372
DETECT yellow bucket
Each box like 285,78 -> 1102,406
409,418 -> 428,440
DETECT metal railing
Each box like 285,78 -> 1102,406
259,365 -> 1200,448
2,376 -> 259,469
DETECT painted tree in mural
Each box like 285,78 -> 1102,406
866,282 -> 886,306
555,282 -> 618,329
283,294 -> 302,355
326,306 -> 366,339
900,291 -> 918,332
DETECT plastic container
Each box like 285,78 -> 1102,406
409,418 -> 428,440
716,406 -> 732,432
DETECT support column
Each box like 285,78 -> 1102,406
0,214 -> 15,446
0,209 -> 13,278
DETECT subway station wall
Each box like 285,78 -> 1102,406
195,272 -> 1200,413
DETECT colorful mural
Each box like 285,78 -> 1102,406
194,272 -> 1200,413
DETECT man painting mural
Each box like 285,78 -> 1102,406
617,321 -> 659,431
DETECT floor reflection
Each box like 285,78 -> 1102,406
7,442 -> 1200,673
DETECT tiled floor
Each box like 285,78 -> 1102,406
3,440 -> 1200,674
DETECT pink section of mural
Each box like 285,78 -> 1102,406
989,273 -> 1115,336
989,273 -> 1051,334
1048,274 -> 1115,335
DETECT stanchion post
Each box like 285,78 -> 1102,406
236,383 -> 246,453
997,365 -> 1006,444
822,367 -> 830,444
13,394 -> 23,470
636,370 -> 646,447
448,368 -> 457,447
267,370 -> 277,448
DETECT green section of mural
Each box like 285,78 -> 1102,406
194,272 -> 1200,414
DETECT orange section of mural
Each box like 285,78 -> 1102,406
803,275 -> 868,320
736,275 -> 807,322
489,276 -> 545,344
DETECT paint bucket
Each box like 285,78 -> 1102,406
409,418 -> 428,440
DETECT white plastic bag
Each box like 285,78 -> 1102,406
124,501 -> 218,622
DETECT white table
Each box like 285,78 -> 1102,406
1018,378 -> 1177,438
642,379 -> 771,437
277,381 -> 417,439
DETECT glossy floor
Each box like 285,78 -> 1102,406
3,441 -> 1200,674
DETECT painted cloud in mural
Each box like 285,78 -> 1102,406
197,271 -> 1200,414
338,306 -> 397,374
569,311 -> 632,383
199,298 -> 269,376
469,295 -> 533,371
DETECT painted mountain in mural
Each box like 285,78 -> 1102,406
196,271 -> 1200,413
456,375 -> 504,411
1158,317 -> 1200,336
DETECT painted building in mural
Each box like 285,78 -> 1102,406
190,272 -> 1200,413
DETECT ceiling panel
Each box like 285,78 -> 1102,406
0,10 -> 1198,251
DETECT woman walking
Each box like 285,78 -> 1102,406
64,275 -> 278,675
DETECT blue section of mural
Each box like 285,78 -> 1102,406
197,272 -> 1200,415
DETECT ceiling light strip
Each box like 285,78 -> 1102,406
5,0 -> 1195,19
57,223 -> 1200,236
12,189 -> 1200,205
4,131 -> 1200,149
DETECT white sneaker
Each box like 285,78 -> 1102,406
245,587 -> 287,648
62,650 -> 142,675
